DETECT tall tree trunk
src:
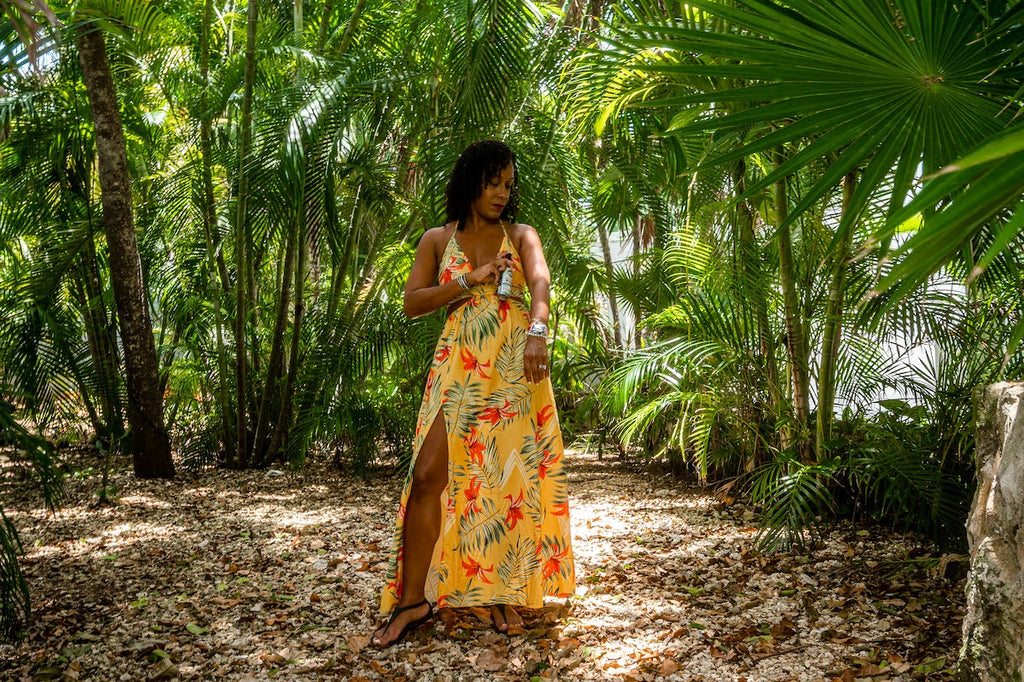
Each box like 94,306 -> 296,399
230,0 -> 258,467
76,24 -> 174,478
816,171 -> 857,455
596,218 -> 623,348
200,0 -> 235,463
773,150 -> 811,463
265,211 -> 307,464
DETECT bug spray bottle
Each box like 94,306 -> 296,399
497,255 -> 513,300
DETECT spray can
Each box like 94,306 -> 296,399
497,257 -> 513,300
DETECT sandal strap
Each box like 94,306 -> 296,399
389,599 -> 430,618
380,599 -> 431,632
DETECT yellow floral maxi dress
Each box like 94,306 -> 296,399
380,228 -> 575,612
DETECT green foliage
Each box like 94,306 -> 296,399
849,401 -> 968,549
0,0 -> 606,474
749,454 -> 838,552
621,0 -> 1022,237
579,0 -> 1024,554
0,397 -> 65,509
0,393 -> 64,640
0,508 -> 30,640
4,0 -> 1024,574
878,128 -> 1024,306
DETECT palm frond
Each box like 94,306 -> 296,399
0,508 -> 30,640
750,454 -> 838,552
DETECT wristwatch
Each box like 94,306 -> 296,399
527,320 -> 548,338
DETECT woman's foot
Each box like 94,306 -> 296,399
490,603 -> 524,633
371,600 -> 433,647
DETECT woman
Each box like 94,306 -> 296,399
372,140 -> 575,647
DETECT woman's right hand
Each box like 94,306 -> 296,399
468,252 -> 513,286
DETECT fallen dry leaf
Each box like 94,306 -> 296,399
475,649 -> 505,672
658,658 -> 682,676
345,635 -> 371,654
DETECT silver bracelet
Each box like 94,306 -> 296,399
456,274 -> 470,290
527,320 -> 548,338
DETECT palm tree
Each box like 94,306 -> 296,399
3,0 -> 176,478
578,0 -> 1023,547
75,11 -> 173,477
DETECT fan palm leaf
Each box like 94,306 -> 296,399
608,0 -> 1022,249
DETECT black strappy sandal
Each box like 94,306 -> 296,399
371,600 -> 433,648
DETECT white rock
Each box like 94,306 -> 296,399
960,382 -> 1024,680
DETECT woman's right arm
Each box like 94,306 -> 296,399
403,229 -> 512,318
403,230 -> 459,318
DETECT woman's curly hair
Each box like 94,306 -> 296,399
445,140 -> 519,230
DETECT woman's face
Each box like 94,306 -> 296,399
470,163 -> 514,222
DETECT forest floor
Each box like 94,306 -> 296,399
0,447 -> 965,681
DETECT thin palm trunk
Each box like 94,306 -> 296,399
265,212 -> 307,464
338,0 -> 366,54
316,0 -> 332,50
596,218 -> 623,348
773,150 -> 811,462
253,216 -> 297,463
231,0 -> 258,467
294,0 -> 303,82
816,171 -> 857,455
255,0 -> 311,466
632,213 -> 642,349
733,159 -> 781,457
76,23 -> 173,478
200,0 -> 235,462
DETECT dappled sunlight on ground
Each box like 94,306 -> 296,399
117,495 -> 175,509
0,447 -> 964,680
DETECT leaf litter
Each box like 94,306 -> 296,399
0,448 -> 964,680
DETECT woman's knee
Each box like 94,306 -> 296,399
410,459 -> 447,498
411,421 -> 448,497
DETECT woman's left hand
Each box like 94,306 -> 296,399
524,336 -> 549,384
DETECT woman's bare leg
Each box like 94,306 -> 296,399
373,414 -> 448,645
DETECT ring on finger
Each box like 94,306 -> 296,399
538,364 -> 547,370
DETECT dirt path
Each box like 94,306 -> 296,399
0,449 -> 964,681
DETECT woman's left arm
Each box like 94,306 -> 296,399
516,224 -> 551,384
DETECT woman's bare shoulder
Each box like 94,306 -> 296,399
417,223 -> 454,254
421,224 -> 454,243
509,222 -> 540,250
